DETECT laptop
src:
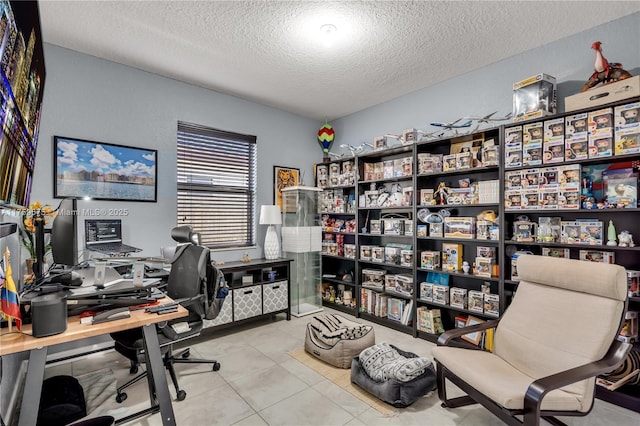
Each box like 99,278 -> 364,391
85,219 -> 141,255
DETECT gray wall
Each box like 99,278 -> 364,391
29,43 -> 321,263
332,13 -> 640,152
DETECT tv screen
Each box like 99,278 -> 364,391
53,136 -> 158,202
0,0 -> 46,208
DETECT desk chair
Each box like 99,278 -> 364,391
110,225 -> 220,402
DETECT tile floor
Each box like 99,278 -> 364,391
44,307 -> 640,425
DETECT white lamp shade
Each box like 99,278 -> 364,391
259,205 -> 282,225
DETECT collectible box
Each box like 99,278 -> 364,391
603,168 -> 638,208
524,122 -> 544,144
417,224 -> 427,237
521,189 -> 539,209
454,315 -> 468,329
475,257 -> 494,277
538,217 -> 562,239
614,102 -> 640,155
588,136 -> 612,159
468,290 -> 484,313
442,243 -> 463,271
481,139 -> 499,167
444,217 -> 475,239
443,154 -> 457,172
565,112 -> 589,161
456,151 -> 473,170
429,222 -> 443,237
484,293 -> 500,317
419,282 -> 433,302
364,190 -> 378,208
504,189 -> 522,210
542,247 -> 570,258
450,287 -> 467,309
404,219 -> 413,236
420,188 -> 434,205
627,270 -> 640,297
384,246 -> 401,264
400,249 -> 413,267
360,245 -> 372,261
316,165 -> 328,188
539,187 -> 559,209
417,153 -> 443,175
523,141 -> 542,167
387,298 -> 404,322
370,219 -> 382,234
374,162 -> 384,180
513,73 -> 557,122
619,311 -> 638,343
579,220 -> 603,245
374,135 -> 387,150
579,250 -> 615,264
420,250 -> 441,270
504,126 -> 523,168
363,162 -> 375,181
394,274 -> 413,297
561,221 -> 581,244
383,219 -> 403,235
505,170 -> 522,190
371,246 -> 384,263
385,274 -> 397,291
565,75 -> 640,112
432,285 -> 450,305
362,268 -> 386,290
513,220 -> 537,242
476,220 -> 492,240
401,156 -> 413,176
383,160 -> 394,179
477,245 -> 496,260
402,128 -> 418,145
344,244 -> 356,259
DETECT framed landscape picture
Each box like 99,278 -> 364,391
273,165 -> 299,209
53,136 -> 158,202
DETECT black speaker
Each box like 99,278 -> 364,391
31,293 -> 67,337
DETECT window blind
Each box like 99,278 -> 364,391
177,122 -> 257,248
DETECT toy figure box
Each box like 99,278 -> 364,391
419,282 -> 433,302
417,153 -> 443,175
432,285 -> 450,305
484,293 -> 500,317
444,217 -> 475,239
614,101 -> 640,155
627,270 -> 640,297
421,250 -> 441,270
362,269 -> 386,290
442,243 -> 463,271
543,118 -> 565,164
504,126 -> 523,168
588,107 -> 613,158
565,75 -> 640,112
371,246 -> 384,263
394,274 -> 414,297
400,249 -> 413,267
429,222 -> 443,237
402,128 -> 418,145
468,290 -> 484,313
450,287 -> 467,309
344,244 -> 356,259
579,250 -> 615,264
513,73 -> 557,122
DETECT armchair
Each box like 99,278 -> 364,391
111,225 -> 220,404
432,254 -> 631,426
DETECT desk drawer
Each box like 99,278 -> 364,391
263,280 -> 288,314
233,285 -> 262,320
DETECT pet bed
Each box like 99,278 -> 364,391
304,314 -> 375,369
351,342 -> 436,407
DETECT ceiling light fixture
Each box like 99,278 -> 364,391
319,24 -> 337,47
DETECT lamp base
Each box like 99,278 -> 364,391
264,225 -> 280,260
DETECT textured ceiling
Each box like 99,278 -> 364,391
39,1 -> 640,121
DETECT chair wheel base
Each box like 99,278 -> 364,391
116,393 -> 127,403
213,362 -> 221,371
176,390 -> 186,401
129,365 -> 138,374
181,349 -> 190,359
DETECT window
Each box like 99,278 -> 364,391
177,122 -> 257,249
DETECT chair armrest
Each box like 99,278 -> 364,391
437,319 -> 500,346
523,339 -> 631,418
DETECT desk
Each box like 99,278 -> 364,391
0,297 -> 187,426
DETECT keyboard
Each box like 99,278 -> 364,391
90,243 -> 141,254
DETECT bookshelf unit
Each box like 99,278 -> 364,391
314,96 -> 640,413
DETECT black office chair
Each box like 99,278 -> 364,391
110,225 -> 221,403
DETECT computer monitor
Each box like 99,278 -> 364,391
50,198 -> 78,267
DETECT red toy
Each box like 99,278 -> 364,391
581,41 -> 632,92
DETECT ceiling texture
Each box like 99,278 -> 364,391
39,1 -> 640,121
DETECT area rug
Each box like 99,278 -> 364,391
288,347 -> 398,417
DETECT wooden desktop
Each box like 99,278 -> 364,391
0,296 -> 187,426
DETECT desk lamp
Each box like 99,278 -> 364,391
259,205 -> 282,260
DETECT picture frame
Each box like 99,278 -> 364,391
273,165 -> 300,209
53,136 -> 158,202
461,315 -> 485,345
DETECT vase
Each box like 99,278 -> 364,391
25,258 -> 36,275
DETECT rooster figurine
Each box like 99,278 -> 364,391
581,41 -> 632,92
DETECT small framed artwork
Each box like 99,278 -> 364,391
274,165 -> 300,209
461,315 -> 485,346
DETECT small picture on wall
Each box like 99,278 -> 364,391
274,165 -> 300,209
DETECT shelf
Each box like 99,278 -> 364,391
322,300 -> 357,315
358,206 -> 413,211
321,230 -> 357,235
359,260 -> 414,271
357,144 -> 414,159
415,165 -> 499,178
321,253 -> 356,261
359,232 -> 413,238
417,236 -> 499,244
359,312 -> 413,334
321,184 -> 355,190
415,298 -> 500,319
505,208 -> 640,214
321,277 -> 356,286
505,241 -> 640,252
595,384 -> 640,414
417,203 -> 500,209
416,268 -> 500,282
416,329 -> 440,344
320,212 -> 356,216
505,152 -> 640,173
358,175 -> 413,186
360,286 -> 413,301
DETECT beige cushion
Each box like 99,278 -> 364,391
433,255 -> 626,412
432,346 -> 588,412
